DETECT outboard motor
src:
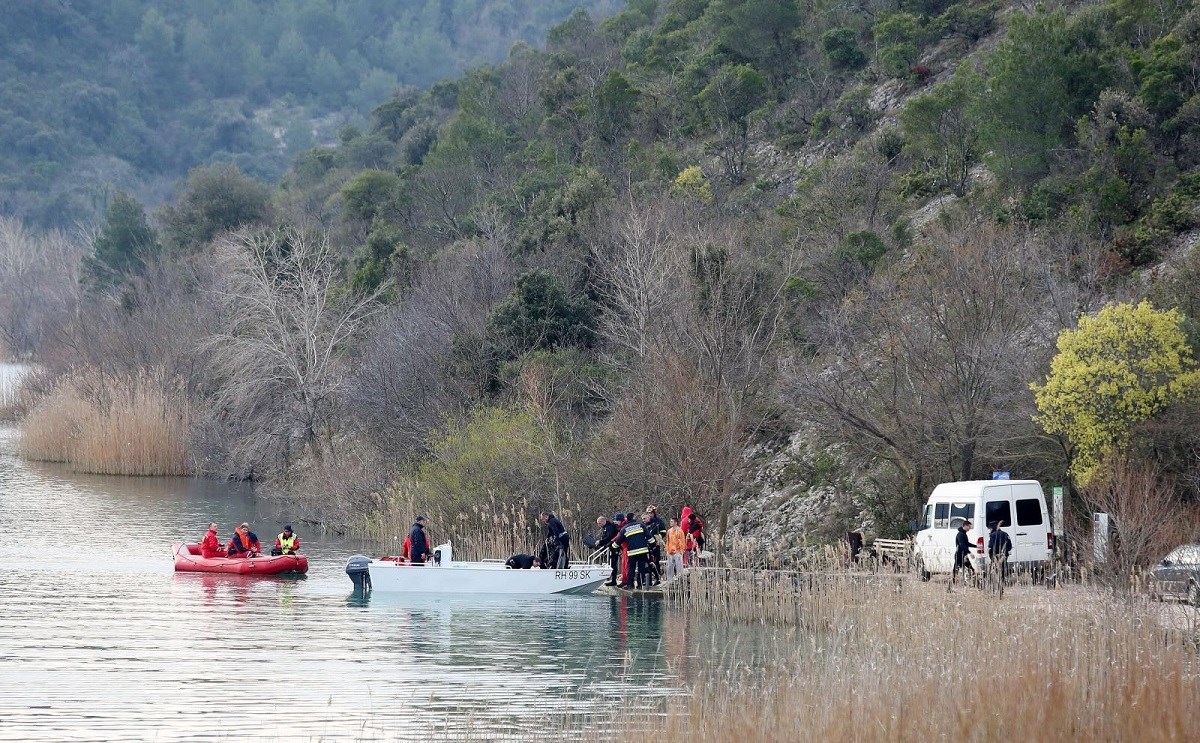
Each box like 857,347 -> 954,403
431,542 -> 452,566
345,555 -> 372,591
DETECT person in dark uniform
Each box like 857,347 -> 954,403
540,511 -> 570,569
615,514 -> 651,589
589,514 -> 620,581
604,513 -> 625,586
952,519 -> 975,587
987,520 -> 1012,580
644,506 -> 666,586
505,554 -> 541,569
408,516 -> 430,565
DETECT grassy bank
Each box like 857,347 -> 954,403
19,369 -> 191,476
634,570 -> 1200,742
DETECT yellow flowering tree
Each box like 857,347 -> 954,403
1032,300 -> 1200,485
672,165 -> 714,203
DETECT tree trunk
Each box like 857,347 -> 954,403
716,473 -> 732,567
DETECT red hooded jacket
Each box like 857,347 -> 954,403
201,529 -> 227,559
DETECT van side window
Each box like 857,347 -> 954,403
985,500 -> 1012,528
1015,498 -> 1043,526
949,502 -> 974,529
934,503 -> 949,529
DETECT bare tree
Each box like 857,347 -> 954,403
795,219 -> 1067,529
1084,456 -> 1194,595
204,226 -> 384,476
594,202 -> 790,561
346,235 -> 514,461
0,218 -> 84,357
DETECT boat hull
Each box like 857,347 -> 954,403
173,543 -> 308,575
360,560 -> 609,594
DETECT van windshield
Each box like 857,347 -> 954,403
922,504 -> 933,530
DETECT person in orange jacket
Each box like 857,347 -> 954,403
227,523 -> 261,558
200,523 -> 227,558
665,517 -> 686,581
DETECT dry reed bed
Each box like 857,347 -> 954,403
18,369 -> 190,476
360,486 -> 600,563
640,571 -> 1200,742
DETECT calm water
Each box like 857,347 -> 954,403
0,398 -> 765,741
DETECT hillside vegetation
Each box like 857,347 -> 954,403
5,0 -> 1200,559
0,0 -> 619,227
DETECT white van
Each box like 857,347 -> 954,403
913,480 -> 1053,580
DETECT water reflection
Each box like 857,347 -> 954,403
4,419 -> 768,741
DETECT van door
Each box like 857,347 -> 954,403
983,485 -> 1013,562
1010,483 -> 1050,564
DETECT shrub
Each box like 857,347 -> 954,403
673,165 -> 715,203
821,28 -> 867,70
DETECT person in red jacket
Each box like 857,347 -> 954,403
200,523 -> 227,558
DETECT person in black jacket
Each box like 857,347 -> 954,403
987,520 -> 1012,580
644,505 -> 666,586
591,515 -> 619,585
952,519 -> 975,587
408,516 -> 430,565
540,511 -> 570,569
505,554 -> 541,569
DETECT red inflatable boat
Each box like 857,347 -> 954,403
173,543 -> 309,575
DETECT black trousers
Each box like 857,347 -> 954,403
622,553 -> 649,588
647,545 -> 661,582
953,550 -> 975,575
608,550 -> 620,583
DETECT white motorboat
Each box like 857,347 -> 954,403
345,542 -> 610,594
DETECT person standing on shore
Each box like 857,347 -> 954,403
951,519 -> 975,589
593,515 -> 620,586
680,506 -> 695,567
665,517 -> 686,581
408,516 -> 431,565
615,513 -> 651,589
987,520 -> 1011,579
645,505 -> 666,586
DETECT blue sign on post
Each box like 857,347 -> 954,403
992,471 -> 1011,480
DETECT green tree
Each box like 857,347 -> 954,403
593,70 -> 641,144
414,405 -> 552,512
85,191 -> 160,287
900,64 -> 980,196
976,10 -> 1113,184
697,64 -> 767,183
712,0 -> 801,89
341,169 -> 403,223
821,27 -> 867,70
487,270 -> 595,360
159,165 -> 272,253
1032,300 -> 1200,485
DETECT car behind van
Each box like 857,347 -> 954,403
913,480 -> 1053,581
